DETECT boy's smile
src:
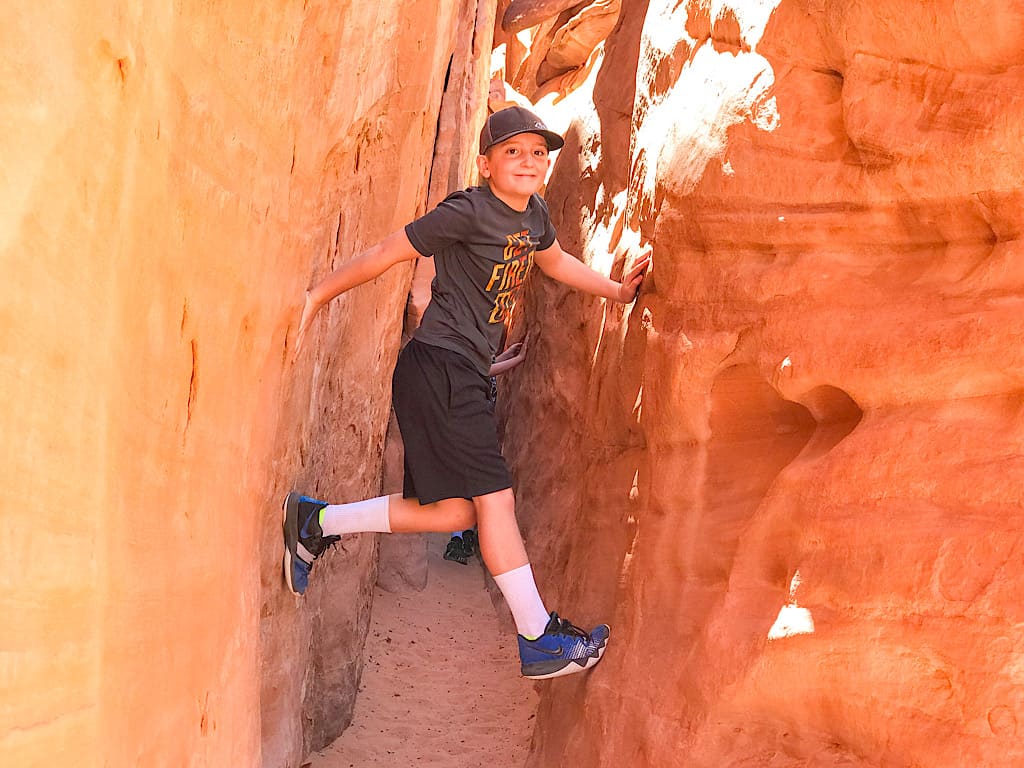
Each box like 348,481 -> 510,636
476,133 -> 552,211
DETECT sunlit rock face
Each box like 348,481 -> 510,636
501,0 -> 1024,765
0,2 -> 476,766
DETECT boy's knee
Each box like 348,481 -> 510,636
472,488 -> 516,516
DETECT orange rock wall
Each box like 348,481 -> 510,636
501,1 -> 1024,765
0,2 -> 479,766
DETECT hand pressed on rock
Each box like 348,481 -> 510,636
490,336 -> 529,376
617,247 -> 652,304
504,337 -> 528,366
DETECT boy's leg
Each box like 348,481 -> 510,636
473,488 -> 611,679
386,494 -> 476,533
319,493 -> 476,536
473,488 -> 528,574
319,496 -> 391,535
473,489 -> 549,638
284,492 -> 476,595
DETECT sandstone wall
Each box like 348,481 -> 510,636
0,2 -> 479,766
501,1 -> 1024,765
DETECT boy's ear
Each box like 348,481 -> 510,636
476,154 -> 490,179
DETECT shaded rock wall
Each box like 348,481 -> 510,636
501,0 -> 1024,765
0,2 -> 480,766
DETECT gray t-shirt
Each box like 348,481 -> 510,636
405,186 -> 556,375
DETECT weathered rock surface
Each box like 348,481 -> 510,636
503,0 -> 583,34
543,0 -> 621,74
498,0 -> 620,98
501,0 -> 1024,765
378,414 -> 429,593
0,2 -> 483,766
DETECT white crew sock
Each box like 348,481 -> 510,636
492,563 -> 550,639
320,496 -> 391,535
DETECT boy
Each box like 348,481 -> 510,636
287,106 -> 650,679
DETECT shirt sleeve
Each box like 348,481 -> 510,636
404,190 -> 474,257
533,194 -> 557,251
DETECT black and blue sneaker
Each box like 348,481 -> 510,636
282,491 -> 339,595
518,612 -> 610,679
443,535 -> 470,565
462,528 -> 479,557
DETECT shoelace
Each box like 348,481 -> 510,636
551,615 -> 590,641
321,534 -> 341,556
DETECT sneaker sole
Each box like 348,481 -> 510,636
282,491 -> 300,594
522,637 -> 609,680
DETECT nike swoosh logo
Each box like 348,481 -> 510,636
533,644 -> 563,656
300,516 -> 317,539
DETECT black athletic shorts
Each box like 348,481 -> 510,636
391,339 -> 513,505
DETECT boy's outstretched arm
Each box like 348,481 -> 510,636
489,337 -> 528,376
294,229 -> 421,359
534,239 -> 651,303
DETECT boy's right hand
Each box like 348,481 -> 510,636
292,290 -> 319,362
506,336 -> 528,366
616,249 -> 651,304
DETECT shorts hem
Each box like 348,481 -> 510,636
405,479 -> 513,507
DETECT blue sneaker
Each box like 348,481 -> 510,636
443,535 -> 470,565
518,612 -> 610,679
282,491 -> 339,595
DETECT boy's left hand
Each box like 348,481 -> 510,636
496,336 -> 528,365
506,335 -> 528,365
617,246 -> 652,303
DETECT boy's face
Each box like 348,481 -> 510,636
477,133 -> 551,208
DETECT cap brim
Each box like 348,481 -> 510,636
484,128 -> 564,153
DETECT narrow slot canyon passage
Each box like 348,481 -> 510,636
311,536 -> 538,767
5,1 -> 1024,767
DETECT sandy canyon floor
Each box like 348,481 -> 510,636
311,535 -> 538,767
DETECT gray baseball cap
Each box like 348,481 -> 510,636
479,106 -> 565,154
